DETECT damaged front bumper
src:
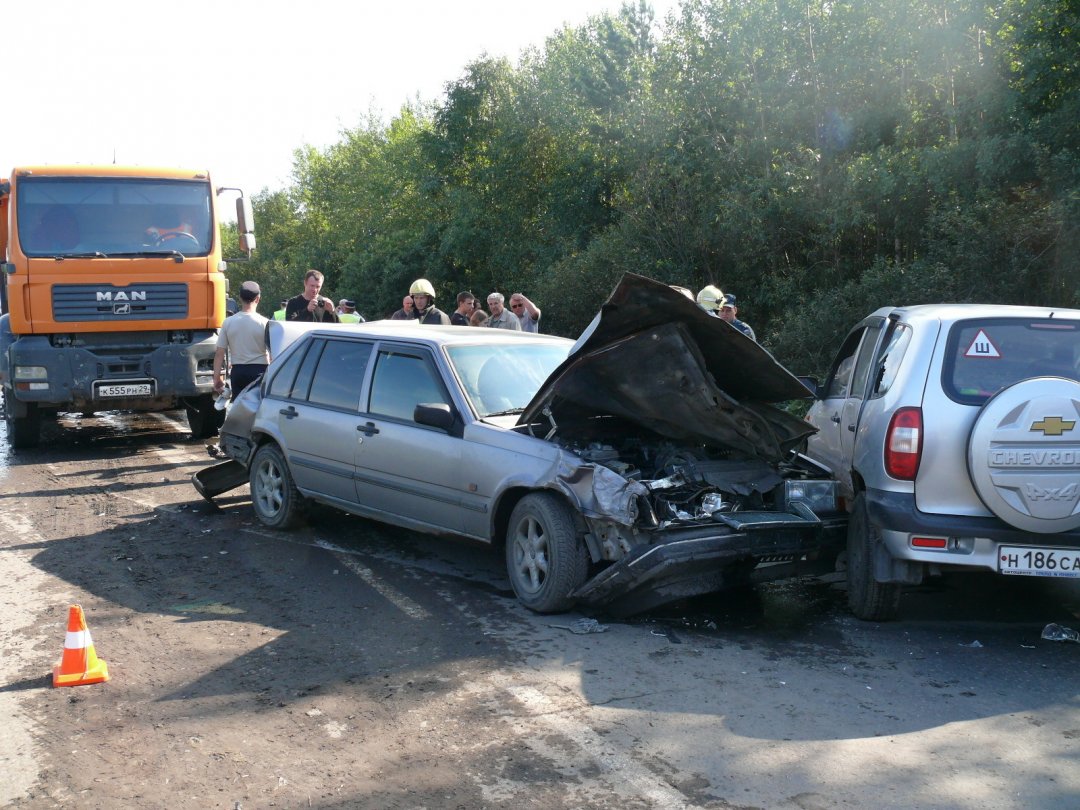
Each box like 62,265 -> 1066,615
574,510 -> 847,615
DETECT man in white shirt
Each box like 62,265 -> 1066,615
213,281 -> 270,401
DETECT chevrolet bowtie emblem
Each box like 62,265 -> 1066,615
1030,416 -> 1076,436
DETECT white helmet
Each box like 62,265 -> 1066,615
696,284 -> 724,312
409,278 -> 436,297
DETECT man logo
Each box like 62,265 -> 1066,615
1030,416 -> 1076,437
96,290 -> 148,302
113,303 -> 132,315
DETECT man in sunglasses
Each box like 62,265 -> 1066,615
509,292 -> 541,333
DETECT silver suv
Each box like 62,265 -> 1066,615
806,304 -> 1080,620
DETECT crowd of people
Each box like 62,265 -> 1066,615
213,269 -> 754,425
241,269 -> 756,338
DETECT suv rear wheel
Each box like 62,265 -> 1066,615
847,493 -> 903,621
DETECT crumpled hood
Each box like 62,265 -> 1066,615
519,273 -> 816,462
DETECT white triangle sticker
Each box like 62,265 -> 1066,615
964,329 -> 1001,358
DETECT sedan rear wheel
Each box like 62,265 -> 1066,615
506,493 -> 588,613
249,443 -> 304,529
847,492 -> 902,621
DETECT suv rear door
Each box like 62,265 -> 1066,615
808,317 -> 885,495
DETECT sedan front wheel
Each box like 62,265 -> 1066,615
506,493 -> 588,613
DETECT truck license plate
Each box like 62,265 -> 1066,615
999,546 -> 1080,578
96,382 -> 154,398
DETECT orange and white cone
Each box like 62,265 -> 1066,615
52,605 -> 110,687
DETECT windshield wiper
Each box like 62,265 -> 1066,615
106,250 -> 185,262
484,407 -> 525,417
52,251 -> 109,260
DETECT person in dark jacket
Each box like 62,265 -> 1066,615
284,269 -> 339,323
408,278 -> 451,325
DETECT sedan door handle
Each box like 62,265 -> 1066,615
279,406 -> 298,419
357,421 -> 380,437
847,424 -> 856,432
830,414 -> 842,424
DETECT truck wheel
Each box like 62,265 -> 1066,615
847,493 -> 902,621
249,444 -> 304,529
506,493 -> 588,613
5,401 -> 41,450
186,396 -> 221,439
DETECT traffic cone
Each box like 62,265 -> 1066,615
52,605 -> 110,687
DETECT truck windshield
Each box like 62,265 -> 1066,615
17,177 -> 213,258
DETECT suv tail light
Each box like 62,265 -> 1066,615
884,407 -> 922,480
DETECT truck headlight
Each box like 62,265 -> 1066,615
14,365 -> 48,381
782,480 -> 839,514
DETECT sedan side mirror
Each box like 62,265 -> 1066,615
414,402 -> 455,433
796,376 -> 820,398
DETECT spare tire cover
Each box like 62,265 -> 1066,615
968,377 -> 1080,533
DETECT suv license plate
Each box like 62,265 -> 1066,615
96,382 -> 154,398
999,546 -> 1080,578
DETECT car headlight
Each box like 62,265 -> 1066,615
782,480 -> 839,514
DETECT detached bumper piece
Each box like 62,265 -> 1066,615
573,510 -> 846,616
192,459 -> 248,501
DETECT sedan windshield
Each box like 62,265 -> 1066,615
447,342 -> 570,418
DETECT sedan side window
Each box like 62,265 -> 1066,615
307,340 -> 373,412
368,351 -> 451,423
266,343 -> 308,399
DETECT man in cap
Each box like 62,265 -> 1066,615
337,299 -> 363,323
719,293 -> 756,340
213,281 -> 270,402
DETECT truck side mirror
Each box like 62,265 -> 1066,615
235,197 -> 256,257
236,196 -> 254,233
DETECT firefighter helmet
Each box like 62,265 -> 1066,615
409,278 -> 436,298
696,284 -> 724,312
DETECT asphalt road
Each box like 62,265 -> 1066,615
1,410 -> 1078,809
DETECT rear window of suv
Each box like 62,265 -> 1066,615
943,318 -> 1080,404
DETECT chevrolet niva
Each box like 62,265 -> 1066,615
196,274 -> 846,615
805,304 -> 1080,620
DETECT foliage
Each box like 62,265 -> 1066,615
241,0 -> 1078,375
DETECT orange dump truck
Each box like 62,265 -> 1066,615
0,165 -> 255,448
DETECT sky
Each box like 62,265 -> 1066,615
7,0 -> 678,197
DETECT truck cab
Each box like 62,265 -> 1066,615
0,165 -> 255,448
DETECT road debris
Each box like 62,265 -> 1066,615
1041,623 -> 1080,643
550,618 -> 609,634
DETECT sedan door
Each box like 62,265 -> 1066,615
352,345 -> 481,535
267,337 -> 374,507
